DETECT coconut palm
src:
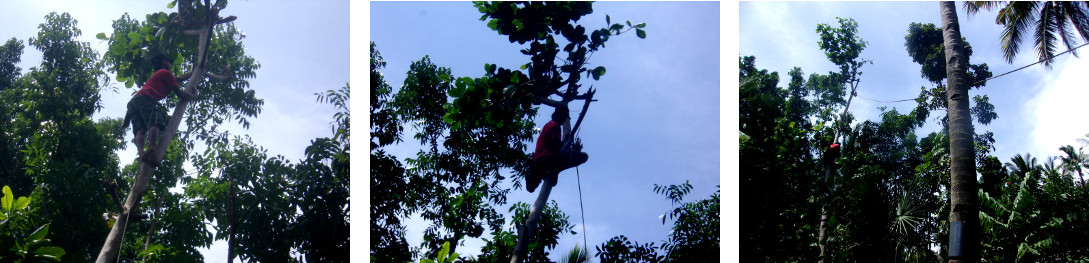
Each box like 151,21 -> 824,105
940,2 -> 980,262
964,1 -> 1089,67
559,244 -> 589,263
1058,145 -> 1088,185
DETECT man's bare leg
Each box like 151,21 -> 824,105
143,126 -> 160,162
134,129 -> 147,159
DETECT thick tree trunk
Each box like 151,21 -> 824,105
940,2 -> 979,262
95,24 -> 212,263
510,178 -> 555,263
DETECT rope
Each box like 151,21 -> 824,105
850,41 -> 1089,105
855,94 -> 917,103
973,42 -> 1089,86
576,166 -> 588,248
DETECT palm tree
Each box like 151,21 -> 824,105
559,244 -> 590,263
940,2 -> 980,262
1058,145 -> 1088,185
964,1 -> 1089,67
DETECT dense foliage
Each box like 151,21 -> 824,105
741,16 -> 1089,262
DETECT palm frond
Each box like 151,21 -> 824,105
1035,2 -> 1061,67
998,2 -> 1040,63
559,243 -> 589,263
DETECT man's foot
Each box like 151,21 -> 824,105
526,172 -> 540,193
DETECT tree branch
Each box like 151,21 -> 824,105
216,16 -> 237,25
205,71 -> 230,81
183,30 -> 200,36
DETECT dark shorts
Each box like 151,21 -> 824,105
531,150 -> 589,184
126,94 -> 168,136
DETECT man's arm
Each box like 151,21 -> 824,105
176,71 -> 194,81
168,75 -> 197,101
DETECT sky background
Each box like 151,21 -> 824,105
740,1 -> 1089,167
372,1 -> 720,261
0,1 -> 348,262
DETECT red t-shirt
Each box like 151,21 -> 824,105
134,69 -> 178,100
533,121 -> 563,162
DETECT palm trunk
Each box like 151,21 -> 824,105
96,20 -> 214,263
940,2 -> 979,262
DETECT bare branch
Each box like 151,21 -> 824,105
216,16 -> 237,25
205,71 -> 230,81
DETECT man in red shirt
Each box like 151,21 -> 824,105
122,54 -> 197,162
527,105 -> 589,192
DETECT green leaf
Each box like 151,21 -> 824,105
0,212 -> 6,220
606,15 -> 611,25
636,29 -> 646,39
155,27 -> 166,38
421,259 -> 435,263
2,186 -> 11,212
13,196 -> 29,211
511,73 -> 520,84
128,32 -> 141,41
635,23 -> 646,29
439,73 -> 450,82
520,63 -> 529,70
167,0 -> 176,9
33,246 -> 65,259
487,19 -> 499,31
96,32 -> 108,40
125,79 -> 134,88
438,241 -> 451,262
448,87 -> 463,98
443,112 -> 456,124
28,224 -> 48,242
591,66 -> 606,80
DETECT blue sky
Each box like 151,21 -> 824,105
740,1 -> 1089,166
0,1 -> 348,262
371,1 -> 720,261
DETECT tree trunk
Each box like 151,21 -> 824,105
940,2 -> 979,262
140,195 -> 166,262
95,23 -> 213,263
228,179 -> 236,263
510,177 -> 555,263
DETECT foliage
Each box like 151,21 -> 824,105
964,1 -> 1089,67
475,201 -> 574,263
558,243 -> 588,263
594,235 -> 662,263
595,182 -> 719,263
101,4 -> 262,150
0,186 -> 66,262
0,12 -> 122,262
370,42 -> 412,263
903,22 -> 995,125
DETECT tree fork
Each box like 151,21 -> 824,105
96,10 -> 220,262
510,94 -> 593,263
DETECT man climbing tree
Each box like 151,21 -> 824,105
527,104 -> 589,193
123,54 -> 197,163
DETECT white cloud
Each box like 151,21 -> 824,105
1029,57 -> 1089,157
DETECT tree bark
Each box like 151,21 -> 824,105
510,95 -> 593,263
96,21 -> 214,263
940,2 -> 979,262
510,176 -> 555,263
